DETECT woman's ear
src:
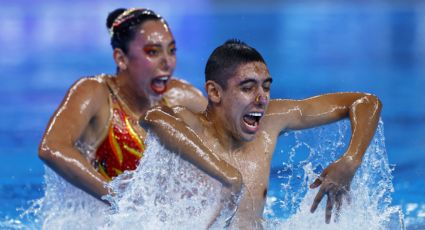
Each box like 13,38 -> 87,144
205,80 -> 222,104
113,48 -> 128,71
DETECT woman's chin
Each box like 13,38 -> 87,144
147,93 -> 164,106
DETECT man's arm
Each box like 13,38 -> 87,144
141,106 -> 242,194
267,92 -> 382,223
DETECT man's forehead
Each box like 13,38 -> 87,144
232,62 -> 270,81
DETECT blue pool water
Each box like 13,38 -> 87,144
0,0 -> 424,229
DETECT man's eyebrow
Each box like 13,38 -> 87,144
264,77 -> 273,83
238,79 -> 257,86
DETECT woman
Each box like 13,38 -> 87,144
38,8 -> 241,204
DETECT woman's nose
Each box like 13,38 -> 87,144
160,53 -> 175,71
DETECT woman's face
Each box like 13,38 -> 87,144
125,20 -> 176,101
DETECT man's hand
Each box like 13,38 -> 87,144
309,155 -> 360,223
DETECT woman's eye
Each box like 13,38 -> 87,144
169,46 -> 177,55
144,47 -> 159,56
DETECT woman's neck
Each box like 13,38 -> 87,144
113,73 -> 151,118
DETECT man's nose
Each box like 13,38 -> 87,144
255,93 -> 269,106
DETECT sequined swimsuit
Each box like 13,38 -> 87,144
94,81 -> 145,180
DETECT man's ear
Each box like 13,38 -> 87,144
113,48 -> 128,71
205,80 -> 222,104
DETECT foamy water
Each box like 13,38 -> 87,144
101,133 -> 226,229
1,120 -> 405,229
263,120 -> 405,230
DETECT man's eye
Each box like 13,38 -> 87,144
242,86 -> 254,92
263,82 -> 271,92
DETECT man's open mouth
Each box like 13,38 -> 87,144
151,76 -> 170,94
242,112 -> 264,130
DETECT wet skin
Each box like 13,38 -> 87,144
38,19 -> 207,203
143,61 -> 382,227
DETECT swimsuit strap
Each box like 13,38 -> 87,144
95,76 -> 146,180
104,77 -> 120,106
104,77 -> 139,118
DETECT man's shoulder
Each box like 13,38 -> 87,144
261,99 -> 303,135
263,99 -> 298,121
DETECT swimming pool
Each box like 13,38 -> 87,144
0,1 -> 424,229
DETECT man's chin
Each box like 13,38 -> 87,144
239,132 -> 257,142
239,124 -> 259,141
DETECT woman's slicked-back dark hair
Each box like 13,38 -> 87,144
106,8 -> 166,54
205,39 -> 266,89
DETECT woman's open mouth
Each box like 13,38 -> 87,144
151,76 -> 170,94
242,112 -> 263,133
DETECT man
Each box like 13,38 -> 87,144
142,39 -> 382,228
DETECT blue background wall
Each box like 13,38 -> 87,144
0,0 -> 424,226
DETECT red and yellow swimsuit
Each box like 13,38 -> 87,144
94,85 -> 145,180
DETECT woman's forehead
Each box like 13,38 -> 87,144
136,20 -> 173,43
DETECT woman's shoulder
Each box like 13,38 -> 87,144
165,77 -> 207,113
65,74 -> 112,101
71,74 -> 111,92
168,77 -> 199,91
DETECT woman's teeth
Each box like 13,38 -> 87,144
151,76 -> 169,94
158,76 -> 169,81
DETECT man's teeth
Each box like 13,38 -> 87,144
245,112 -> 263,124
248,112 -> 263,118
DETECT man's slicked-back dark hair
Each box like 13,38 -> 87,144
205,39 -> 266,89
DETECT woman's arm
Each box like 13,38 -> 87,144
39,78 -> 110,203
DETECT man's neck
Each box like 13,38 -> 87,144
204,106 -> 244,152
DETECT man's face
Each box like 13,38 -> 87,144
219,61 -> 272,142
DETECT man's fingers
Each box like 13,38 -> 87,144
334,192 -> 343,222
310,169 -> 328,189
310,188 -> 325,213
325,194 -> 333,224
309,178 -> 322,189
345,192 -> 352,205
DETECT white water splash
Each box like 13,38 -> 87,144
101,133 -> 225,229
264,119 -> 405,230
2,120 -> 405,229
15,167 -> 108,230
